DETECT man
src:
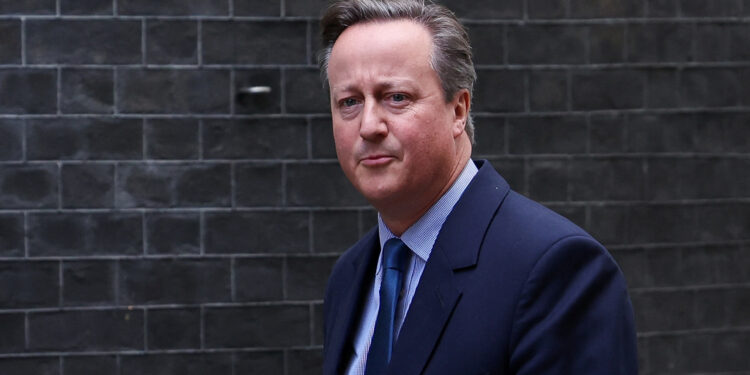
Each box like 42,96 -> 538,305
318,0 -> 638,374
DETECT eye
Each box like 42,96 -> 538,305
342,98 -> 359,107
391,93 -> 406,102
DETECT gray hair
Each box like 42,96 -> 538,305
318,0 -> 477,143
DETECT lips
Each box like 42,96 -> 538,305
360,154 -> 395,167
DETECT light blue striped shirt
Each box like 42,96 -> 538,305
345,160 -> 478,375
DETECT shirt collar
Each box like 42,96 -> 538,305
378,159 -> 479,264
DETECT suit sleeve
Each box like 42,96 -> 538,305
508,235 -> 638,374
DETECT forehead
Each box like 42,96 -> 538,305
327,19 -> 434,84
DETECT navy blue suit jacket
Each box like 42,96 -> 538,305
323,160 -> 638,374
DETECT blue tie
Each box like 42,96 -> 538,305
365,238 -> 410,375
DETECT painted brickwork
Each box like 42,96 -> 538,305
0,0 -> 748,373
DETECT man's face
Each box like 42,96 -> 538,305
327,20 -> 467,215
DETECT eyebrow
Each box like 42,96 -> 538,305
333,80 -> 417,96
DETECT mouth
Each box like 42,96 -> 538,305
360,154 -> 395,167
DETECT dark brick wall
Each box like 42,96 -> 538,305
0,1 -> 748,374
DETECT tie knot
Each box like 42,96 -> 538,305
382,238 -> 410,272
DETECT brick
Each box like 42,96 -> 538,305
589,113 -> 627,153
508,25 -> 586,64
0,69 -> 56,114
61,163 -> 115,208
645,247 -> 683,287
63,356 -> 117,375
694,24 -> 750,62
313,210 -> 361,253
286,256 -> 337,300
145,213 -> 200,254
645,68 -> 679,108
627,23 -> 692,63
234,69 -> 282,115
146,20 -> 198,65
694,288 -> 728,328
569,157 -> 645,201
507,115 -> 587,154
0,20 -> 20,64
61,0 -> 112,14
0,164 -> 57,209
627,204 -> 697,244
116,163 -> 230,208
486,158 -> 525,193
472,69 -> 525,112
681,68 -> 743,107
587,205 -> 629,245
361,209 -> 378,232
205,212 -> 309,254
311,117 -> 336,159
588,24 -> 626,63
202,21 -> 307,64
0,358 -> 59,375
29,309 -> 143,351
285,68 -> 329,113
235,351 -> 284,374
473,118 -> 505,156
0,120 -> 22,160
681,0 -> 742,16
122,354 -> 232,375
205,305 -> 309,347
465,23 -> 504,65
313,303 -> 324,345
693,203 -> 750,242
235,162 -> 283,206
726,288 -> 750,326
144,119 -> 200,160
286,162 -> 366,207
234,257 -> 284,301
234,0 -> 280,16
569,0 -> 643,17
529,70 -> 567,111
203,118 -> 307,159
0,313 -> 24,352
527,0 -> 566,18
437,0 -> 523,19
288,349 -> 323,374
285,0 -> 326,16
627,113 -> 703,153
645,335 -> 684,373
0,0 -> 54,14
117,69 -> 230,114
63,260 -> 115,306
609,248 -> 648,288
27,117 -> 142,160
572,70 -> 643,110
146,308 -> 200,349
118,0 -> 228,15
647,0 -> 678,16
28,213 -> 142,256
61,69 -> 114,114
632,290 -> 694,331
27,20 -> 140,64
527,158 -> 568,202
119,258 -> 231,304
0,214 -> 23,257
681,245 -> 749,285
646,157 -> 744,200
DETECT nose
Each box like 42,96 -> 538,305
359,100 -> 388,141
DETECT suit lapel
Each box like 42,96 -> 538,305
387,160 -> 511,375
326,229 -> 380,375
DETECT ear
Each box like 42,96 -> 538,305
450,89 -> 471,138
